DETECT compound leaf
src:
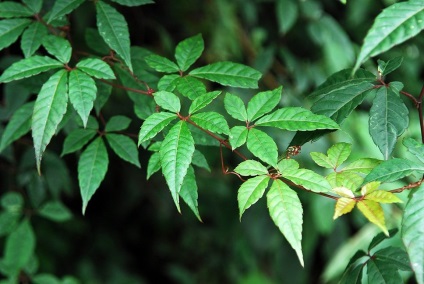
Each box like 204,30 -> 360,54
238,175 -> 270,220
69,69 -> 97,127
175,34 -> 204,72
106,133 -> 140,168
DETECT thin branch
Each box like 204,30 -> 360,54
99,79 -> 151,96
389,178 -> 424,194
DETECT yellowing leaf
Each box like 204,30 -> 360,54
332,187 -> 355,198
365,190 -> 403,204
357,200 -> 388,236
333,197 -> 356,219
361,181 -> 380,196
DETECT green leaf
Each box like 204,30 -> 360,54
255,107 -> 339,130
267,179 -> 304,266
157,74 -> 179,91
369,84 -> 409,159
361,181 -> 380,196
0,56 -> 62,83
175,34 -> 204,72
310,152 -> 334,169
374,247 -> 411,271
1,18 -> 31,49
38,201 -> 72,222
0,212 -> 20,237
247,128 -> 278,167
247,87 -> 282,122
76,58 -> 116,80
78,137 -> 109,214
4,219 -> 35,274
367,259 -> 402,284
333,197 -> 356,219
146,152 -> 161,179
179,166 -> 201,221
189,91 -> 221,114
84,28 -> 110,55
229,126 -> 248,150
238,175 -> 270,219
105,115 -> 131,132
110,0 -> 154,6
22,0 -> 42,13
145,54 -> 179,73
32,274 -> 61,284
0,2 -> 33,18
234,160 -> 269,176
357,200 -> 388,235
94,80 -> 112,114
354,1 -> 424,72
224,92 -> 247,121
159,121 -> 195,212
283,168 -> 332,193
332,186 -> 355,198
403,137 -> 424,165
1,192 -> 24,212
61,128 -> 96,156
378,56 -> 403,77
402,185 -> 424,284
277,158 -> 299,173
0,102 -> 34,153
138,112 -> 177,144
153,91 -> 181,113
327,142 -> 351,168
106,134 -> 140,168
365,190 -> 402,204
276,0 -> 298,34
176,76 -> 207,100
364,158 -> 424,183
190,61 -> 262,89
96,1 -> 133,72
42,35 -> 72,64
32,70 -> 69,173
327,171 -> 363,192
47,0 -> 85,23
343,158 -> 382,174
339,261 -> 364,284
190,112 -> 230,135
191,150 -> 210,172
68,69 -> 97,127
20,22 -> 48,58
368,229 -> 398,251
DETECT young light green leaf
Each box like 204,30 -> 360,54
176,76 -> 207,99
69,69 -> 97,127
22,0 -> 42,13
20,22 -> 48,58
0,102 -> 34,153
190,112 -> 230,135
332,187 -> 355,198
327,171 -> 363,192
96,1 -> 133,72
234,160 -> 268,176
154,91 -> 181,113
367,259 -> 403,284
327,142 -> 351,168
47,0 -> 85,23
38,201 -> 72,222
158,74 -> 179,91
105,115 -> 131,132
42,35 -> 72,64
179,166 -> 201,221
110,0 -> 154,6
378,56 -> 403,77
247,128 -> 278,167
310,152 -> 334,169
402,185 -> 424,284
138,112 -> 177,144
238,175 -> 270,219
343,158 -> 382,174
229,126 -> 248,150
365,190 -> 402,204
61,128 -> 96,156
189,91 -> 221,114
76,58 -> 116,80
255,107 -> 339,131
403,137 -> 424,165
267,179 -> 304,266
191,150 -> 210,172
0,55 -> 63,83
364,158 -> 424,184
32,70 -> 68,173
160,121 -> 195,212
334,197 -> 356,219
0,18 -> 31,51
361,181 -> 380,196
78,137 -> 109,214
354,1 -> 424,72
106,133 -> 140,168
357,200 -> 388,235
4,219 -> 35,274
190,61 -> 262,88
247,87 -> 282,122
283,168 -> 332,193
224,92 -> 247,121
369,85 -> 409,159
175,34 -> 204,72
0,2 -> 33,18
145,54 -> 179,73
147,152 -> 161,179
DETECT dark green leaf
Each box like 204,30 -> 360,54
0,18 -> 31,51
374,247 -> 411,271
176,76 -> 206,99
47,0 -> 85,23
96,1 -> 133,72
61,128 -> 96,156
0,212 -> 20,237
22,0 -> 42,13
191,150 -> 210,172
154,91 -> 181,113
175,34 -> 204,72
179,166 -> 201,221
138,112 -> 177,144
38,201 -> 72,222
403,137 -> 424,164
247,128 -> 278,167
32,70 -> 68,173
1,192 -> 23,212
78,137 -> 109,214
276,0 -> 298,34
20,22 -> 48,58
105,115 -> 131,132
224,92 -> 247,121
229,126 -> 248,150
189,91 -> 221,114
0,2 -> 33,18
145,54 -> 179,73
42,35 -> 72,64
367,259 -> 402,284
110,0 -> 154,6
378,56 -> 403,77
106,133 -> 140,168
76,58 -> 116,80
238,175 -> 270,219
368,229 -> 398,251
364,158 -> 424,183
338,262 -> 364,284
32,274 -> 60,284
69,69 -> 97,127
190,112 -> 230,135
190,61 -> 262,88
94,80 -> 112,114
84,28 -> 110,55
247,87 -> 282,122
